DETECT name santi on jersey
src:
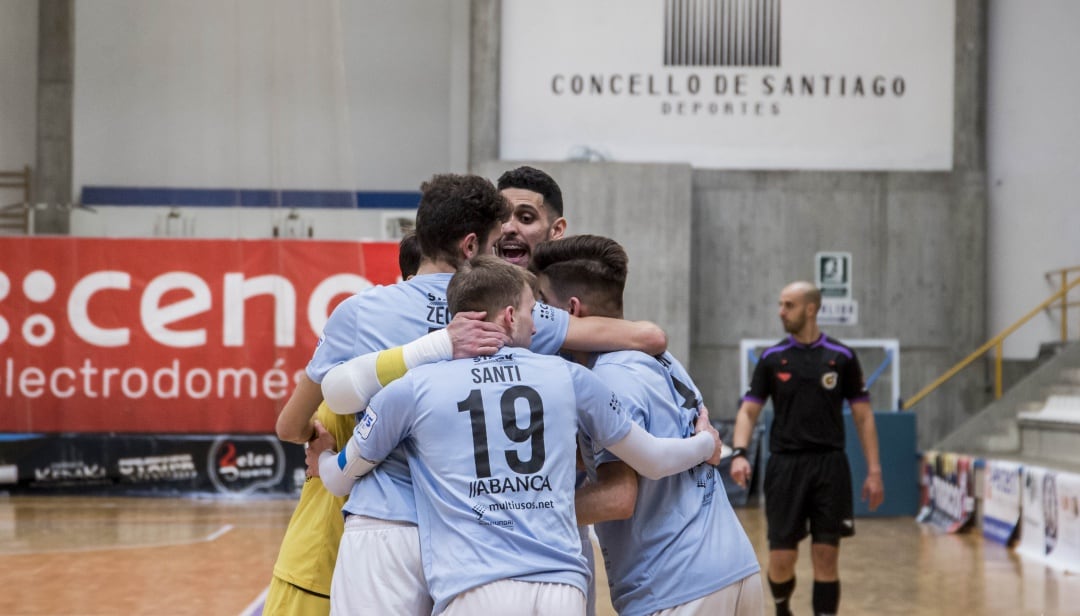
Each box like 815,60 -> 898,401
471,363 -> 523,384
469,474 -> 552,498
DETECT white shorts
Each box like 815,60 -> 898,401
579,525 -> 596,616
442,579 -> 586,616
329,515 -> 432,616
650,573 -> 764,616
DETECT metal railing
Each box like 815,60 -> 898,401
1046,266 -> 1080,342
0,165 -> 33,234
903,269 -> 1080,410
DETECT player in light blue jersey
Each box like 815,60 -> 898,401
532,235 -> 764,616
320,256 -> 721,615
268,174 -> 511,615
281,174 -> 672,615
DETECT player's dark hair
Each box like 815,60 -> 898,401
448,255 -> 537,318
415,174 -> 510,268
530,234 -> 627,316
397,231 -> 421,279
496,166 -> 564,217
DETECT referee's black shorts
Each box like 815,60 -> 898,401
764,449 -> 854,550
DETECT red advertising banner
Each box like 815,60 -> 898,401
0,237 -> 398,433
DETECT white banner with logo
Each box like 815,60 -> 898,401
1018,465 -> 1050,562
916,451 -> 974,533
1017,465 -> 1080,572
1054,471 -> 1080,571
982,459 -> 1022,545
501,0 -> 954,170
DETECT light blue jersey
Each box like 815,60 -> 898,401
590,351 -> 760,616
306,273 -> 570,523
356,349 -> 632,614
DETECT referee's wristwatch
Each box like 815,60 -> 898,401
730,447 -> 748,459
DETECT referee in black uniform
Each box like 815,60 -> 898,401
730,281 -> 884,616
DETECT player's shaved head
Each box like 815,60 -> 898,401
783,281 -> 822,310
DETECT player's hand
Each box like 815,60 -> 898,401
730,456 -> 752,488
862,470 -> 885,511
305,420 -> 335,478
447,311 -> 510,358
693,406 -> 723,466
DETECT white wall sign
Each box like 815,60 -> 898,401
818,298 -> 858,326
500,0 -> 955,170
815,251 -> 852,299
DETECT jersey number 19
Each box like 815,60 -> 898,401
457,386 -> 547,478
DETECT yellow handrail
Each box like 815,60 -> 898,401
903,272 -> 1080,410
1045,266 -> 1080,341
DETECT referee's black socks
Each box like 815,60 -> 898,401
767,576 -> 795,616
813,579 -> 840,616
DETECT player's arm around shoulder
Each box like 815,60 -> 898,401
317,376 -> 417,497
572,365 -> 719,481
321,312 -> 508,416
278,294 -> 370,444
562,316 -> 668,355
276,374 -> 324,444
598,351 -> 716,460
575,461 -> 638,526
574,354 -> 654,526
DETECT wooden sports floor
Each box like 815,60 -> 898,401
1,495 -> 1078,616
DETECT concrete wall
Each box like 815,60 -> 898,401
690,168 -> 987,443
0,2 -> 37,175
475,161 -> 693,364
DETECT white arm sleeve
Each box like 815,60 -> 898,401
322,352 -> 380,415
321,329 -> 453,415
605,423 -> 713,481
317,440 -> 378,497
401,327 -> 454,368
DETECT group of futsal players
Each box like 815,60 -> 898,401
264,167 -> 765,615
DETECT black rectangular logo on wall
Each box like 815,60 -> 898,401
664,0 -> 781,66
